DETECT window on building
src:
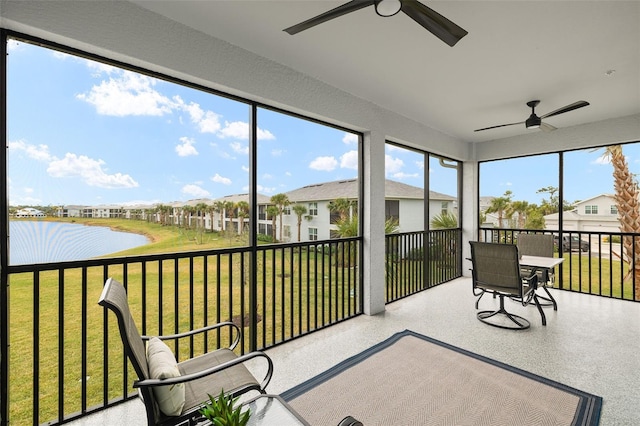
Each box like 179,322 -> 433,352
309,227 -> 318,241
610,205 -> 618,215
441,201 -> 448,215
283,206 -> 291,215
258,205 -> 266,220
585,205 -> 598,214
309,202 -> 318,216
385,200 -> 399,223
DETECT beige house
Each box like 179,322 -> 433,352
544,194 -> 620,233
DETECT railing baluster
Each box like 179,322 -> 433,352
9,238 -> 364,424
33,271 -> 40,424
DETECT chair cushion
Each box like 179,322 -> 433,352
146,337 -> 185,416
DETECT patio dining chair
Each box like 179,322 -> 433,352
470,241 -> 545,329
517,233 -> 558,309
98,277 -> 273,426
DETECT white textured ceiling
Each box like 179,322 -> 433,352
132,1 -> 639,143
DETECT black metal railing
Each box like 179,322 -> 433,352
479,228 -> 639,302
385,229 -> 462,303
7,237 -> 361,425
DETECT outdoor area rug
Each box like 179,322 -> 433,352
281,330 -> 601,426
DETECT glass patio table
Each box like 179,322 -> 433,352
243,394 -> 310,426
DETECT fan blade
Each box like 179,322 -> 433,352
540,122 -> 557,132
474,121 -> 524,132
284,1 -> 375,35
540,101 -> 590,119
400,0 -> 468,46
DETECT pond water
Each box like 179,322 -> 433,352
9,221 -> 150,265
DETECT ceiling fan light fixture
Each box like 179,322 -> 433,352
525,114 -> 541,129
374,0 -> 402,17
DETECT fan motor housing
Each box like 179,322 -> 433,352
525,114 -> 541,129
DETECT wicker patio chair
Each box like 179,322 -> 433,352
470,241 -> 545,329
98,277 -> 273,426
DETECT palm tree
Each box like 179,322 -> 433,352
223,201 -> 237,235
183,205 -> 195,228
328,197 -> 355,222
508,200 -> 529,229
266,205 -> 279,242
214,200 -> 226,231
291,204 -> 310,242
194,202 -> 209,230
236,201 -> 250,234
270,193 -> 290,242
207,203 -> 218,232
430,212 -> 458,229
485,190 -> 513,228
603,145 -> 640,299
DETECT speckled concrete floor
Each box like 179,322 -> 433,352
75,277 -> 640,425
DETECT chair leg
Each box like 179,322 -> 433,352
477,294 -> 531,330
533,294 -> 547,326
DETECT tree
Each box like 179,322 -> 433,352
485,190 -> 513,228
537,186 -> 576,215
270,193 -> 290,242
195,202 -> 209,230
206,203 -> 218,232
214,201 -> 226,231
507,200 -> 529,229
236,201 -> 250,235
266,205 -> 279,242
223,201 -> 237,235
183,205 -> 195,228
292,204 -> 311,242
430,212 -> 458,229
328,198 -> 356,222
603,145 -> 640,299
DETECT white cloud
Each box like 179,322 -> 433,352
77,71 -> 175,116
85,60 -> 119,76
393,172 -> 419,180
593,155 -> 611,165
262,173 -> 273,179
8,140 -> 53,162
229,141 -> 249,155
343,133 -> 358,144
47,153 -> 139,188
272,149 -> 285,157
219,121 -> 249,139
258,127 -> 276,140
198,111 -> 223,134
241,165 -> 250,172
175,137 -> 198,157
385,154 -> 404,175
416,160 -> 424,170
211,173 -> 232,185
182,184 -> 210,198
309,156 -> 338,171
244,184 -> 276,194
217,121 -> 276,141
340,150 -> 358,170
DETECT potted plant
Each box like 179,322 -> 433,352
199,389 -> 251,426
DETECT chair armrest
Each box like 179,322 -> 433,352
133,350 -> 274,391
141,321 -> 241,350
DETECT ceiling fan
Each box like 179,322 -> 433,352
283,0 -> 468,47
474,100 -> 590,133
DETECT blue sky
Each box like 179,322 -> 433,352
7,38 -> 634,208
480,145 -> 640,205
